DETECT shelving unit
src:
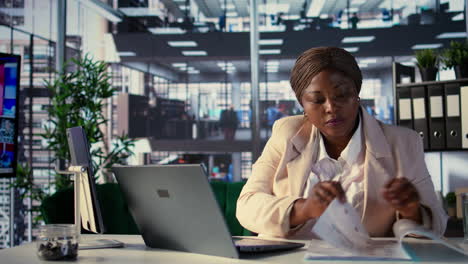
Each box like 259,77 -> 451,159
392,63 -> 468,196
393,63 -> 468,151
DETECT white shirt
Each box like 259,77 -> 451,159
303,115 -> 366,215
300,115 -> 431,232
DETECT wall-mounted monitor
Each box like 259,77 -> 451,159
0,53 -> 20,178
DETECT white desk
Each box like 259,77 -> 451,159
1,235 -> 468,264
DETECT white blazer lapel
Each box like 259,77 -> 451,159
287,124 -> 318,197
360,108 -> 395,235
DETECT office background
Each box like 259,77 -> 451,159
0,0 -> 468,249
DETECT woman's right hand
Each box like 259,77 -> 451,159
290,181 -> 346,227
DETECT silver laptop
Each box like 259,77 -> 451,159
112,164 -> 304,259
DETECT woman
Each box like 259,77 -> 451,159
236,47 -> 447,239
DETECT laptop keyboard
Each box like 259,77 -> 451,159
233,238 -> 305,253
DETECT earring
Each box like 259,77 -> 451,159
303,112 -> 308,117
357,96 -> 361,102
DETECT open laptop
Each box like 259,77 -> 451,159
112,164 -> 305,259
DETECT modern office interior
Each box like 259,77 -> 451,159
1,0 -> 468,262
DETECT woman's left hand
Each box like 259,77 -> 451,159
382,178 -> 421,222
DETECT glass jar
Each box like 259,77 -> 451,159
36,224 -> 79,261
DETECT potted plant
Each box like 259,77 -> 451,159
441,40 -> 468,79
415,49 -> 438,81
445,192 -> 457,217
42,54 -> 135,191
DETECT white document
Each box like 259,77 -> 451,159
446,94 -> 460,117
430,96 -> 443,118
412,98 -> 426,119
305,199 -> 468,261
398,99 -> 412,120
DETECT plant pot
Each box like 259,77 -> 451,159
454,64 -> 468,79
447,206 -> 456,217
419,67 -> 438,81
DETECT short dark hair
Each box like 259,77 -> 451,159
289,47 -> 362,105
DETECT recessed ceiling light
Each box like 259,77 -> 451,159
436,32 -> 467,39
345,7 -> 359,13
226,12 -> 238,17
172,63 -> 187,67
411,44 -> 442,50
307,0 -> 326,17
149,28 -> 185,34
168,41 -> 198,47
221,65 -> 236,71
217,62 -> 234,67
351,0 -> 366,5
342,36 -> 375,43
179,5 -> 188,10
343,47 -> 359,52
182,50 -> 207,56
259,49 -> 281,55
221,3 -> 235,10
266,60 -> 280,65
118,51 -> 136,56
359,58 -> 377,64
259,3 -> 290,14
259,39 -> 284,45
188,70 -> 200,74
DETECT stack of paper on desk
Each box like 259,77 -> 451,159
304,199 -> 468,261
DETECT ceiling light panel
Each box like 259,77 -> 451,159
182,50 -> 207,56
259,49 -> 281,55
436,32 -> 467,39
411,44 -> 443,50
351,0 -> 366,5
149,28 -> 185,34
307,0 -> 326,17
266,60 -> 280,65
259,39 -> 284,45
168,41 -> 198,47
359,58 -> 377,64
221,3 -> 235,10
118,51 -> 136,56
342,36 -> 375,43
172,63 -> 187,67
343,47 -> 359,52
258,4 -> 290,15
217,62 -> 234,67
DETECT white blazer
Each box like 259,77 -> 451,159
236,107 -> 447,238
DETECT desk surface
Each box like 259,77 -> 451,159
1,235 -> 468,264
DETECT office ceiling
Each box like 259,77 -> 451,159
185,0 -> 388,18
114,18 -> 465,82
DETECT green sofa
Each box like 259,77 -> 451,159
41,181 -> 251,236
